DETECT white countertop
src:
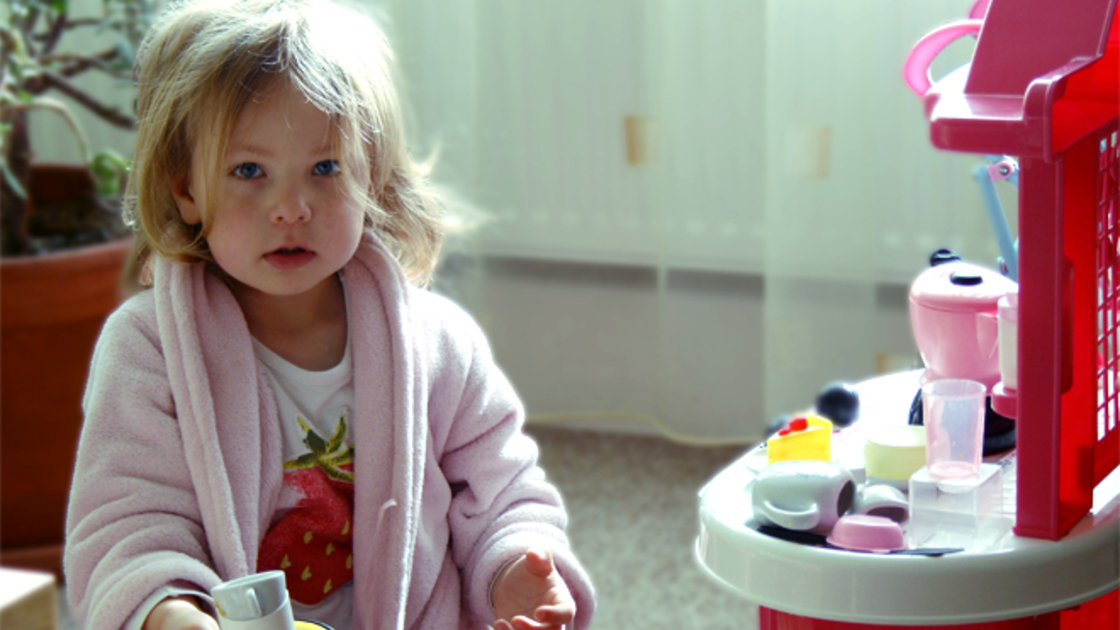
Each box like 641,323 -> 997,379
696,371 -> 1120,625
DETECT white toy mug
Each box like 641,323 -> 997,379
212,571 -> 295,630
751,461 -> 856,533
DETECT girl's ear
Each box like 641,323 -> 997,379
170,172 -> 202,225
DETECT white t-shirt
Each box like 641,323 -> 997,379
127,338 -> 357,630
253,338 -> 355,629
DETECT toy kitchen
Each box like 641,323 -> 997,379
695,1 -> 1120,628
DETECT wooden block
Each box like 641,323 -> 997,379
0,567 -> 57,630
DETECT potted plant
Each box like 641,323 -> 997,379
1,0 -> 152,578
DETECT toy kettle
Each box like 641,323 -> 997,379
909,249 -> 1018,390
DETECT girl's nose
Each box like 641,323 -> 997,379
270,193 -> 312,224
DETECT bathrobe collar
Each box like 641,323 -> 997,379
154,234 -> 427,630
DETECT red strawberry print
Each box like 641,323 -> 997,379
258,414 -> 356,605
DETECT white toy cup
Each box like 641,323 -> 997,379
751,461 -> 856,533
922,379 -> 986,483
212,571 -> 295,630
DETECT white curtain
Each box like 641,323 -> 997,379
760,0 -> 994,419
382,0 -> 1006,435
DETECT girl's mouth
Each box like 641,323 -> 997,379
264,247 -> 315,270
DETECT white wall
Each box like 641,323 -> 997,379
436,254 -> 920,443
388,0 -> 999,279
396,0 -> 1003,439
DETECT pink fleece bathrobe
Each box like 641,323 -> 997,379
64,235 -> 594,630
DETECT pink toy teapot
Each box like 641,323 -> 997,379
910,249 -> 1018,389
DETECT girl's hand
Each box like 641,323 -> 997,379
143,596 -> 219,630
491,548 -> 576,630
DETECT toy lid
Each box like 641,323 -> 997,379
910,260 -> 1018,313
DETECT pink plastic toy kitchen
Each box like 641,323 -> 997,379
697,0 -> 1119,628
915,0 -> 1119,546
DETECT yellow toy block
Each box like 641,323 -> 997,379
766,414 -> 833,464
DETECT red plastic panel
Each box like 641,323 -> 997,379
966,0 -> 1114,99
1096,128 -> 1120,485
1014,154 -> 1066,540
1056,134 -> 1103,537
1016,126 -> 1118,540
1052,11 -> 1120,154
1059,588 -> 1120,629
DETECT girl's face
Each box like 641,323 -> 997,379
173,81 -> 368,301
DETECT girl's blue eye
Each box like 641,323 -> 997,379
313,160 -> 341,176
233,163 -> 262,179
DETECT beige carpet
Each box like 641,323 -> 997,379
57,426 -> 759,630
525,424 -> 759,630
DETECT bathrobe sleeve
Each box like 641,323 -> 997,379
419,291 -> 596,630
65,295 -> 221,630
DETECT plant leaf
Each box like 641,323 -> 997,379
90,149 -> 129,198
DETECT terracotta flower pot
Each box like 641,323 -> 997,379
0,164 -> 132,580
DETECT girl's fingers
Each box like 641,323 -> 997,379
509,616 -> 554,630
524,548 -> 555,576
534,604 -> 575,624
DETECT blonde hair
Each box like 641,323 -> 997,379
125,0 -> 444,286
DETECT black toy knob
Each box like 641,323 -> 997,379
815,381 -> 860,428
949,271 -> 983,286
929,248 -> 962,267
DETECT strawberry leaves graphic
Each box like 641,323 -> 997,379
285,413 -> 354,483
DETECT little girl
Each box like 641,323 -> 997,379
62,0 -> 595,628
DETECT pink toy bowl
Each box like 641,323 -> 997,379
826,514 -> 906,553
909,256 -> 1018,390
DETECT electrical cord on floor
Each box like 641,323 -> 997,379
525,411 -> 761,448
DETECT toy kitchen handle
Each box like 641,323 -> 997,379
903,19 -> 983,97
761,500 -> 821,532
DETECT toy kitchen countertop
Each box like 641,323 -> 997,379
696,370 -> 1120,626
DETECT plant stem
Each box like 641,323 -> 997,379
42,50 -> 128,79
39,11 -> 68,58
39,70 -> 135,130
1,112 -> 31,255
18,7 -> 41,57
